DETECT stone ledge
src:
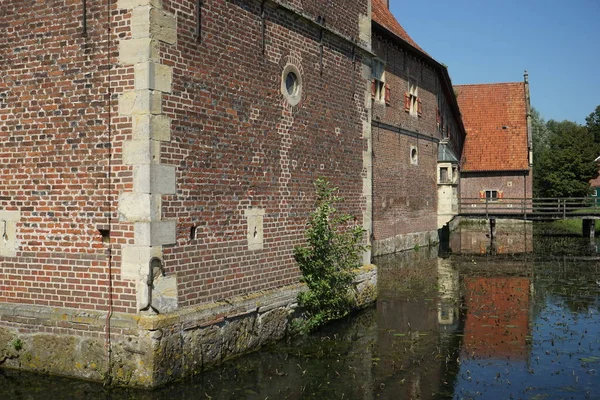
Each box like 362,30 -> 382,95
0,303 -> 140,333
372,230 -> 439,257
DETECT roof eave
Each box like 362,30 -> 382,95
371,21 -> 467,145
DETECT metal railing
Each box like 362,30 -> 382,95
458,197 -> 600,220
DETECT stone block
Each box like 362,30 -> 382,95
358,13 -> 371,50
135,61 -> 172,93
133,164 -> 176,194
151,274 -> 178,313
134,220 -> 177,246
362,120 -> 371,140
0,210 -> 20,257
131,6 -> 177,45
122,139 -> 161,165
132,114 -> 171,141
118,192 -> 162,222
121,245 -> 163,280
119,38 -> 159,65
117,0 -> 162,9
118,90 -> 162,116
244,208 -> 265,251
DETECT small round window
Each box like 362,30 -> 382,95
281,64 -> 302,106
285,72 -> 298,96
410,146 -> 418,165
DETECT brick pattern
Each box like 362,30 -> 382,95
158,0 -> 369,308
459,172 -> 533,201
273,0 -> 369,41
0,1 -> 138,313
370,30 -> 463,243
0,0 -> 370,318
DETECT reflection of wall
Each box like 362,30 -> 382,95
451,220 -> 533,254
372,248 -> 455,398
461,277 -> 531,360
437,258 -> 459,326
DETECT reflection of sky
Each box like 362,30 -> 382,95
453,295 -> 600,399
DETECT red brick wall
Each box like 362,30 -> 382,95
371,32 -> 462,242
273,0 -> 368,41
0,0 -> 369,313
159,0 -> 369,307
0,1 -> 138,313
460,172 -> 533,201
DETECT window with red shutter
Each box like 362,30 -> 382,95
384,84 -> 391,105
404,92 -> 410,112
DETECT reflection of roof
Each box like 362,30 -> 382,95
454,82 -> 529,172
462,277 -> 530,360
371,0 -> 426,53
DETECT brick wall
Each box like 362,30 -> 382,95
156,0 -> 370,308
460,172 -> 533,201
370,31 -> 462,250
0,0 -> 371,314
0,0 -> 139,313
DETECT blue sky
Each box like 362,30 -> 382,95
390,0 -> 600,124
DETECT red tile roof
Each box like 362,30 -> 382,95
371,0 -> 425,53
454,82 -> 529,172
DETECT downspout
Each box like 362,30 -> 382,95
104,0 -> 114,384
139,257 -> 166,314
82,0 -> 87,36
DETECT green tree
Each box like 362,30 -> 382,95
531,108 -> 551,197
586,105 -> 600,143
294,178 -> 366,331
535,119 -> 599,198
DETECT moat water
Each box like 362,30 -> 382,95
2,222 -> 600,399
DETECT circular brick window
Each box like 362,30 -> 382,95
281,64 -> 302,106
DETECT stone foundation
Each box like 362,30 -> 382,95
372,230 -> 439,257
0,265 -> 377,388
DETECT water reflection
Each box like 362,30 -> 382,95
450,220 -> 534,255
2,223 -> 600,399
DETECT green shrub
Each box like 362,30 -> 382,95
294,178 -> 366,332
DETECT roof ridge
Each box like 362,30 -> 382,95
454,81 -> 524,87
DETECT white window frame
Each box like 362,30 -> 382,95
485,190 -> 499,202
408,76 -> 418,116
372,59 -> 385,103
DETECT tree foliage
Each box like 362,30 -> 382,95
586,105 -> 600,144
534,116 -> 599,198
531,108 -> 551,197
294,178 -> 366,332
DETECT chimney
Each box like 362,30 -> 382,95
387,0 -> 390,8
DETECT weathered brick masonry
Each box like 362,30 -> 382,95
159,0 -> 372,309
1,0 -> 375,387
370,0 -> 465,256
0,1 -> 134,310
